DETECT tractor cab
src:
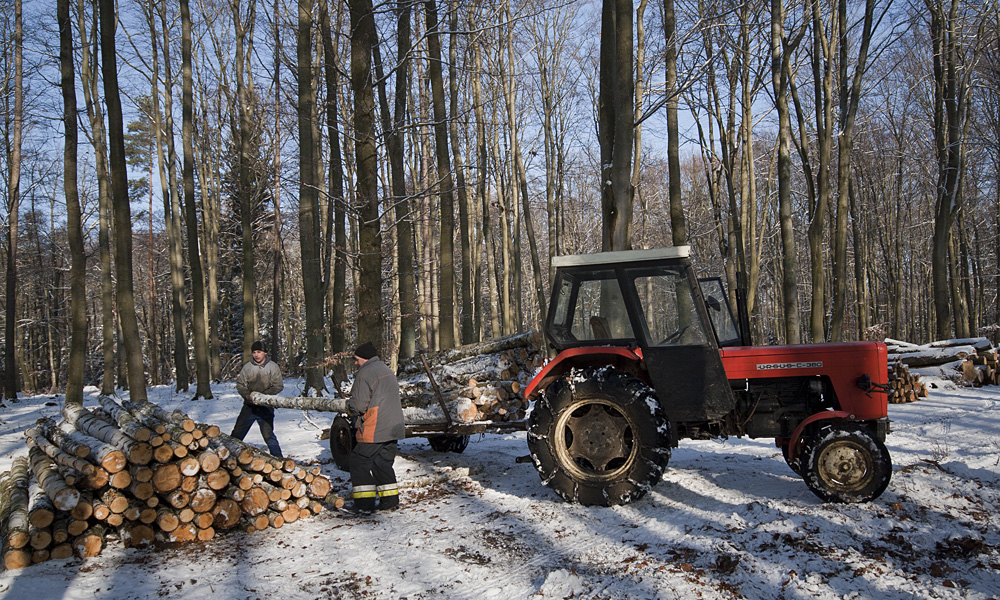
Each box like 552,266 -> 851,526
526,246 -> 892,507
543,246 -> 736,423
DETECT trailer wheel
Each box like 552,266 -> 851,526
329,414 -> 356,472
427,434 -> 470,453
527,367 -> 671,506
802,424 -> 891,503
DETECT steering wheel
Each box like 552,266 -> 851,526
659,325 -> 690,345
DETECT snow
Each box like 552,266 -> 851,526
2,375 -> 1000,599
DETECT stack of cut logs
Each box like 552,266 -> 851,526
0,397 -> 334,571
887,360 -> 928,403
886,337 -> 999,395
249,331 -> 545,425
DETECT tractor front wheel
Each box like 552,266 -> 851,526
527,367 -> 672,506
801,424 -> 892,503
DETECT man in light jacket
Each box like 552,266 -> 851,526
232,340 -> 284,457
348,341 -> 404,513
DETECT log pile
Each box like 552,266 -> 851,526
0,398 -> 337,571
250,331 -> 545,425
886,337 -> 999,391
887,360 -> 928,403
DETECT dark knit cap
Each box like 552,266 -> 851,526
251,341 -> 265,352
354,342 -> 377,360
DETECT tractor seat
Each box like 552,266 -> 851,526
590,316 -> 611,339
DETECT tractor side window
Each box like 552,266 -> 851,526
569,276 -> 634,341
632,273 -> 708,346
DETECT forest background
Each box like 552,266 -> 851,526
0,0 -> 997,402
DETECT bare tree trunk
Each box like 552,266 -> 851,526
181,0 -> 212,399
318,0 -> 348,381
4,0 -> 22,401
150,1 -> 190,391
76,0 -> 115,394
830,0 -> 877,341
100,0 -> 147,401
663,0 -> 686,247
59,0 -> 87,406
371,0 -> 417,359
449,0 -> 474,344
424,0 -> 457,348
271,0 -> 284,365
299,0 -> 329,391
502,5 -> 546,330
599,0 -> 634,251
771,0 -> 805,344
233,0 -> 260,359
471,41 -> 500,339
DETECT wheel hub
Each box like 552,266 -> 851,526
554,398 -> 636,481
817,441 -> 871,490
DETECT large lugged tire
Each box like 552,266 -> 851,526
329,414 -> 356,471
801,424 -> 892,503
527,367 -> 672,506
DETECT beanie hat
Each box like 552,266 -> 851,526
354,342 -> 377,360
251,341 -> 265,353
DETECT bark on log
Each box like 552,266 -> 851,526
248,392 -> 348,412
27,446 -> 79,511
398,330 -> 542,374
1,457 -> 31,550
26,428 -> 95,475
34,417 -> 89,458
98,396 -> 152,442
62,403 -> 152,465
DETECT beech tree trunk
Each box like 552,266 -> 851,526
100,0 -> 147,400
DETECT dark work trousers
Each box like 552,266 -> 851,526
231,402 -> 283,457
349,441 -> 399,511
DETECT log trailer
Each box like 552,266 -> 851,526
331,246 -> 893,507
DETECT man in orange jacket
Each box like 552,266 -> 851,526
347,342 -> 404,513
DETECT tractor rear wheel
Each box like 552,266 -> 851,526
527,367 -> 672,506
329,414 -> 356,471
801,424 -> 891,503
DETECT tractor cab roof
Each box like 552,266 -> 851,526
551,246 -> 690,268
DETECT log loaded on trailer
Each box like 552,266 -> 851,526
252,246 -> 893,507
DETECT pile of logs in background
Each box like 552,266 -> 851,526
0,397 -> 333,571
886,337 -> 999,403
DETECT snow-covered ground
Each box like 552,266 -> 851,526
1,374 -> 999,599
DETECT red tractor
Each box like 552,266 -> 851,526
523,246 -> 892,506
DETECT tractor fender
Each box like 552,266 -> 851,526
524,346 -> 645,400
783,410 -> 854,462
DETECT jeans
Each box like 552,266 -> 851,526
231,402 -> 283,458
